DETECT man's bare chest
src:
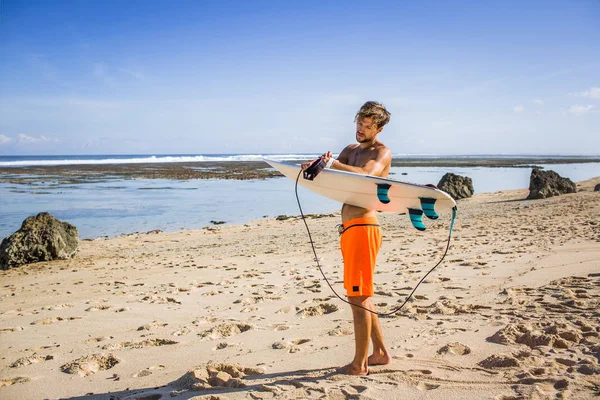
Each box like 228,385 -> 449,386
348,149 -> 374,167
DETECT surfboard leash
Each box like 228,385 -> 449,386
294,170 -> 458,317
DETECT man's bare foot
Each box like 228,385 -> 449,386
368,350 -> 392,366
337,363 -> 369,376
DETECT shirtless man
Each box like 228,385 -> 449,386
303,101 -> 393,375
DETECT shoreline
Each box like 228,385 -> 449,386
1,157 -> 600,183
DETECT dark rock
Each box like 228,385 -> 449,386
595,184 -> 600,192
0,212 -> 79,270
526,169 -> 576,200
437,173 -> 474,200
276,215 -> 294,221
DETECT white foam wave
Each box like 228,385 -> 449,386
0,154 -> 321,167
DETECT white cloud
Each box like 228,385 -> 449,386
533,99 -> 544,105
577,87 -> 600,99
513,105 -> 524,112
568,104 -> 595,115
0,134 -> 12,145
18,134 -> 52,144
0,134 -> 13,145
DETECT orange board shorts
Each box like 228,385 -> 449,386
339,217 -> 382,297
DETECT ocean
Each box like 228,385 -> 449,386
1,154 -> 599,239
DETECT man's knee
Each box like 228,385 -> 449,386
348,295 -> 371,307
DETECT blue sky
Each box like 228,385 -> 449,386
0,0 -> 598,155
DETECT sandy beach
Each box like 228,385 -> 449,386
1,177 -> 598,400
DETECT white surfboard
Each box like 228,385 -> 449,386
266,159 -> 456,222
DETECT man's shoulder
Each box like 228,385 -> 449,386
340,144 -> 359,154
374,142 -> 391,155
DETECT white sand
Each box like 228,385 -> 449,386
1,177 -> 599,400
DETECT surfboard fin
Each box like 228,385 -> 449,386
377,184 -> 391,204
420,197 -> 439,220
408,208 -> 426,231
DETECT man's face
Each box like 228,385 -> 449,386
356,117 -> 382,143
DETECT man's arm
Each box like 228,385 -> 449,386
330,147 -> 392,177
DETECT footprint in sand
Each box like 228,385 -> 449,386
31,316 -> 81,325
132,365 -> 165,378
477,354 -> 520,369
328,326 -> 353,336
171,327 -> 192,336
86,335 -> 113,343
137,322 -> 168,331
42,303 -> 74,311
61,354 -> 120,377
488,323 -> 583,349
140,295 -> 181,305
296,303 -> 338,318
10,354 -> 54,368
173,363 -> 264,390
103,338 -> 178,351
85,304 -> 114,311
276,305 -> 297,314
0,376 -> 31,388
214,342 -> 240,350
235,295 -> 282,305
272,339 -> 311,353
274,325 -> 289,331
198,323 -> 252,341
437,342 -> 472,355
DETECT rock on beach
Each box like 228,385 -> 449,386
437,172 -> 474,200
0,212 -> 79,270
527,168 -> 576,200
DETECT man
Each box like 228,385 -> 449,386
303,101 -> 393,376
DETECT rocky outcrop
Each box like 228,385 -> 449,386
526,169 -> 576,200
0,212 -> 79,270
437,173 -> 474,200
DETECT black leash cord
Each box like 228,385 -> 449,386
294,170 -> 454,317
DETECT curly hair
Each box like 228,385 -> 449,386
354,101 -> 391,129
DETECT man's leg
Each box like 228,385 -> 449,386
338,295 -> 371,375
368,312 -> 392,365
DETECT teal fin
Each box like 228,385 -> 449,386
377,184 -> 391,204
420,197 -> 439,220
408,208 -> 426,231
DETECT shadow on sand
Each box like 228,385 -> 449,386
60,367 -> 338,400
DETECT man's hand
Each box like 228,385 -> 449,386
301,151 -> 333,170
322,151 -> 334,167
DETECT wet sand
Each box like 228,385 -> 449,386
0,177 -> 598,399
